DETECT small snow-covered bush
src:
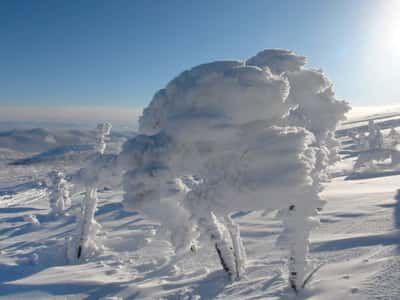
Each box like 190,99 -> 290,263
95,122 -> 112,154
23,214 -> 40,229
47,171 -> 70,216
352,131 -> 369,152
353,123 -> 400,172
387,127 -> 400,149
121,49 -> 349,290
367,120 -> 384,151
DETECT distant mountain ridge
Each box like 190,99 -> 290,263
10,144 -> 94,166
0,128 -> 135,154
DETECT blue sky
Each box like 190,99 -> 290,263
0,0 -> 399,124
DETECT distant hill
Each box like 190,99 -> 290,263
10,144 -> 94,166
0,128 -> 136,154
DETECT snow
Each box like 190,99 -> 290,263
122,49 -> 348,287
246,49 -> 306,74
0,149 -> 400,299
1,159 -> 400,299
0,52 -> 399,298
139,61 -> 290,135
47,171 -> 70,217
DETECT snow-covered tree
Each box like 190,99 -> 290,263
368,127 -> 384,151
74,184 -> 102,260
247,49 -> 349,169
121,49 -> 349,291
69,122 -> 113,261
95,122 -> 112,154
353,124 -> 400,172
349,130 -> 369,152
358,131 -> 370,151
387,127 -> 400,149
48,171 -> 70,216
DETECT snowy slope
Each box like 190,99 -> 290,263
337,105 -> 400,137
0,110 -> 400,299
0,161 -> 399,299
345,105 -> 400,123
10,144 -> 95,166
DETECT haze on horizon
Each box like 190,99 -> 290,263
0,0 -> 399,126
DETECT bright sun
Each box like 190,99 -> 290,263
377,1 -> 400,55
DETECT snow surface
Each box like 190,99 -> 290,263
0,109 -> 399,299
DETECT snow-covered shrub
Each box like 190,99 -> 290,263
353,123 -> 400,172
69,122 -> 113,262
353,149 -> 391,171
367,121 -> 384,151
121,49 -> 348,290
47,171 -> 70,216
23,214 -> 40,229
208,212 -> 237,279
387,127 -> 400,149
70,187 -> 103,261
352,131 -> 369,152
224,215 -> 247,279
95,122 -> 112,154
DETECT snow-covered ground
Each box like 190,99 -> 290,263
0,108 -> 399,300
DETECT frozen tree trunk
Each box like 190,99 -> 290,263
224,216 -> 246,279
74,122 -> 111,260
285,204 -> 311,292
76,187 -> 100,259
208,212 -> 237,280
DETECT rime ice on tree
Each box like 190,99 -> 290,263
48,171 -> 70,216
95,122 -> 112,155
353,122 -> 400,172
367,120 -> 384,150
70,122 -> 112,261
75,185 -> 102,260
388,127 -> 400,149
249,50 -> 349,183
121,49 -> 349,291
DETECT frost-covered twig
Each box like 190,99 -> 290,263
209,213 -> 237,280
225,216 -> 246,279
